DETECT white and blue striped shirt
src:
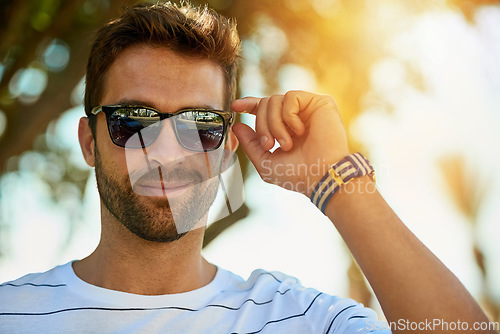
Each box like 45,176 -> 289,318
0,262 -> 390,333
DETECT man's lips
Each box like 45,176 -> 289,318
140,182 -> 189,189
133,182 -> 192,197
130,166 -> 202,197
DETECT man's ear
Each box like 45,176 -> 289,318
78,117 -> 95,167
224,126 -> 239,153
221,127 -> 239,170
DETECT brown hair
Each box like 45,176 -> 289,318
84,2 -> 240,126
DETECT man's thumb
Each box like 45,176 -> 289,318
231,123 -> 269,175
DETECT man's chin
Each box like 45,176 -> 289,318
132,228 -> 189,243
141,195 -> 171,207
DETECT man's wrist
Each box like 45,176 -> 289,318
322,174 -> 379,224
310,153 -> 376,214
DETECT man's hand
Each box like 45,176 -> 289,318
231,91 -> 350,197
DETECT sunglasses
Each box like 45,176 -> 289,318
91,105 -> 234,152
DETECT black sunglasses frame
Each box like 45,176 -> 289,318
90,105 -> 234,152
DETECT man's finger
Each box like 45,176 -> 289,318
231,97 -> 262,115
231,122 -> 269,174
267,95 -> 292,151
254,98 -> 274,151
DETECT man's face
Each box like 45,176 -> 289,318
93,44 -> 227,242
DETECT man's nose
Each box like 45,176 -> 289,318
143,118 -> 190,166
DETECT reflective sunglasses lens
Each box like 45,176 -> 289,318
175,111 -> 225,151
107,108 -> 161,148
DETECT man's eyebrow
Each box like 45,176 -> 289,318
115,99 -> 157,108
180,104 -> 220,110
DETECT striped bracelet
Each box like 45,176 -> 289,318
310,152 -> 375,214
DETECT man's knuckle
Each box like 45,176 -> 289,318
269,94 -> 283,102
284,90 -> 301,99
319,94 -> 338,109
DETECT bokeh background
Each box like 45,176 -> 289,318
1,0 -> 499,321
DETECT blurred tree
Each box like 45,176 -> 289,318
0,0 -> 144,170
447,0 -> 500,20
0,0 -> 146,259
439,155 -> 498,321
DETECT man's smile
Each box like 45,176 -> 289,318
134,182 -> 192,197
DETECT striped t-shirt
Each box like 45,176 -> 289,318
0,262 -> 390,333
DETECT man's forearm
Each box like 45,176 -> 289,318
325,175 -> 494,333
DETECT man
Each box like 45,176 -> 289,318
0,2 -> 494,333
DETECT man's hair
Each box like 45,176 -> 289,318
84,1 -> 241,131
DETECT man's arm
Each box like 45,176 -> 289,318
325,175 -> 491,332
231,91 -> 494,333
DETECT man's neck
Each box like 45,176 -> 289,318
72,206 -> 216,295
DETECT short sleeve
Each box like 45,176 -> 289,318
296,289 -> 392,333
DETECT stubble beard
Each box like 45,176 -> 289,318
94,147 -> 220,243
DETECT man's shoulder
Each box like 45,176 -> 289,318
1,262 -> 69,286
220,267 -> 307,299
218,267 -> 390,333
224,268 -> 300,289
221,267 -> 340,307
0,263 -> 71,310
